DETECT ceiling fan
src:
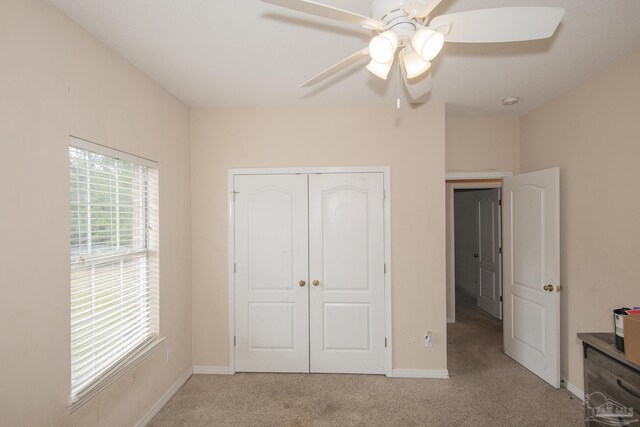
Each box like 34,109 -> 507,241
262,0 -> 565,101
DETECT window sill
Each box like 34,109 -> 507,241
67,336 -> 166,414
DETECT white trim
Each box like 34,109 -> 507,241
562,377 -> 584,401
70,135 -> 158,169
230,166 -> 390,176
227,170 -> 236,375
446,171 -> 513,180
383,169 -> 393,377
192,366 -> 232,375
456,286 -> 479,299
446,180 -> 503,324
135,367 -> 192,427
391,369 -> 450,379
228,166 -> 392,376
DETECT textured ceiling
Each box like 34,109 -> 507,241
49,0 -> 640,116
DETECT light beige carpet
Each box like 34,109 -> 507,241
149,292 -> 583,426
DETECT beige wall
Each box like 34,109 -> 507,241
0,1 -> 191,425
191,104 -> 447,372
446,117 -> 520,174
520,48 -> 640,391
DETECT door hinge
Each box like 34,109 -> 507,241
499,247 -> 502,255
384,263 -> 387,274
385,338 -> 388,348
232,191 -> 239,201
383,189 -> 386,200
234,336 -> 236,346
499,199 -> 502,206
234,263 -> 236,273
500,296 -> 503,302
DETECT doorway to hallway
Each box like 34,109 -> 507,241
454,188 -> 503,320
445,169 -> 561,388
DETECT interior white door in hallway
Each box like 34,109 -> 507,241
503,168 -> 560,388
476,189 -> 502,320
234,172 -> 386,374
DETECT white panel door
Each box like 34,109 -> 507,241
476,188 -> 502,319
308,173 -> 386,374
234,174 -> 309,372
503,168 -> 560,387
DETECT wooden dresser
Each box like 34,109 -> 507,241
578,333 -> 640,426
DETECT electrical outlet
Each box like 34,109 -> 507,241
165,346 -> 172,362
425,331 -> 433,347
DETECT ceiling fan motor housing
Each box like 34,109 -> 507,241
372,0 -> 421,45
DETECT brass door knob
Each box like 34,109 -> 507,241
312,280 -> 320,286
299,280 -> 306,287
543,284 -> 554,292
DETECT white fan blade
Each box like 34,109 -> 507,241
419,0 -> 445,18
402,0 -> 420,18
407,0 -> 445,19
301,48 -> 369,87
262,0 -> 386,31
430,7 -> 565,43
401,64 -> 432,101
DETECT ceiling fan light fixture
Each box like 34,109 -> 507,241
402,46 -> 431,79
369,30 -> 399,64
261,0 -> 565,105
366,59 -> 393,80
411,28 -> 445,61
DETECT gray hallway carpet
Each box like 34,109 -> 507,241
149,292 -> 582,426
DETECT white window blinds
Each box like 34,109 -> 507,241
69,139 -> 159,404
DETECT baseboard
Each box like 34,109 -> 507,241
390,369 -> 449,379
561,377 -> 584,401
456,287 -> 477,299
192,365 -> 231,375
136,367 -> 192,427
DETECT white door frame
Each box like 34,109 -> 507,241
446,172 -> 512,323
228,167 -> 393,376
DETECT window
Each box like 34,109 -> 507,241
68,137 -> 160,410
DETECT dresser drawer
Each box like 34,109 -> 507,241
584,348 -> 640,426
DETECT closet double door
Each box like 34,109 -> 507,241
234,173 -> 386,374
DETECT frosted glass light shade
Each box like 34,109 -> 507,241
366,59 -> 393,80
402,46 -> 431,79
411,28 -> 445,61
369,31 -> 399,64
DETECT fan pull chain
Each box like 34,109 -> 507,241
397,61 -> 402,110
